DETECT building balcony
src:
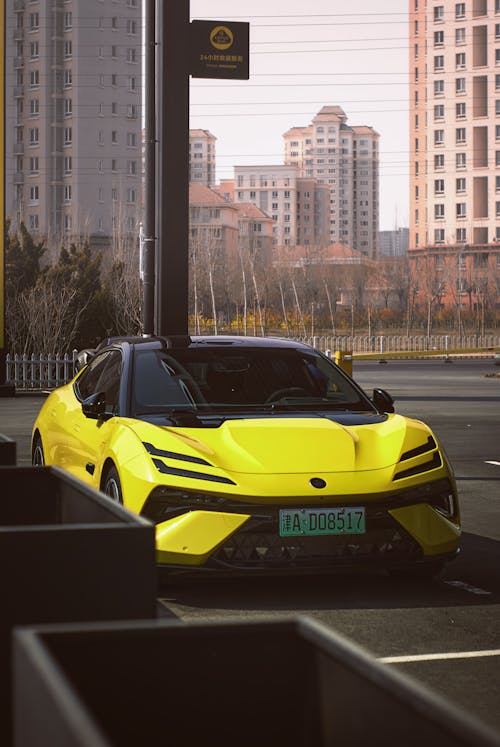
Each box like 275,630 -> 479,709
13,172 -> 25,185
14,56 -> 24,69
14,0 -> 25,9
14,85 -> 24,97
13,143 -> 24,155
13,28 -> 24,41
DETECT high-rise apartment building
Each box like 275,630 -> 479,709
232,165 -> 330,247
409,0 -> 500,249
189,129 -> 216,187
6,0 -> 143,246
283,106 -> 380,258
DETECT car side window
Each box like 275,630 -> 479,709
96,351 -> 122,415
75,352 -> 112,401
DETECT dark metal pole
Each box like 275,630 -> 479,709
142,0 -> 156,335
155,0 -> 190,336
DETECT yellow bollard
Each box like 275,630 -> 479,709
334,350 -> 353,377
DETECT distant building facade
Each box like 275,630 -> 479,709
189,129 -> 217,187
283,106 -> 380,258
6,0 -> 143,247
379,228 -> 409,257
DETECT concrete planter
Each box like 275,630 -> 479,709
13,616 -> 500,747
0,466 -> 157,744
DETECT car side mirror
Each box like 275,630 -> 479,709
75,349 -> 96,372
82,392 -> 107,419
372,388 -> 395,414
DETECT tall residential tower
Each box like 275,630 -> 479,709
6,0 -> 143,247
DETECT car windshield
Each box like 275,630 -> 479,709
132,346 -> 372,416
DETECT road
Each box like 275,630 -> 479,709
1,358 -> 499,736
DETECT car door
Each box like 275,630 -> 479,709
63,349 -> 123,485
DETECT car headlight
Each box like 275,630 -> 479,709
427,485 -> 457,520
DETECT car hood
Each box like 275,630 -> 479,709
126,413 -> 435,475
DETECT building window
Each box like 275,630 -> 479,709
434,30 -> 444,46
496,48 -> 500,65
29,156 -> 39,173
434,104 -> 445,120
64,69 -> 72,87
126,19 -> 137,34
496,151 -> 500,166
29,127 -> 39,145
455,3 -> 465,19
64,215 -> 72,232
111,159 -> 118,172
127,104 -> 137,119
434,228 -> 445,243
128,76 -> 136,92
64,40 -> 72,59
455,27 -> 466,44
64,127 -> 72,145
64,185 -> 72,203
496,23 -> 500,39
98,130 -> 104,145
30,41 -> 39,59
111,17 -> 118,30
29,185 -> 39,204
64,98 -> 72,117
456,152 -> 466,168
30,70 -> 40,88
434,55 -> 444,71
456,203 -> 466,218
434,80 -> 444,96
127,48 -> 137,63
29,215 -> 39,231
434,5 -> 444,22
434,129 -> 445,145
434,153 -> 445,169
434,179 -> 445,194
29,99 -> 39,117
435,204 -> 445,219
496,201 -> 500,217
126,188 -> 136,204
64,156 -> 72,174
456,52 -> 466,69
64,12 -> 72,30
456,227 -> 467,242
29,12 -> 39,30
456,127 -> 466,144
455,78 -> 466,94
456,102 -> 466,118
126,132 -> 137,147
456,177 -> 466,192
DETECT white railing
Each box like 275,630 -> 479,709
297,334 -> 500,354
5,352 -> 78,390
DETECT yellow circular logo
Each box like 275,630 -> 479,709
210,25 -> 234,51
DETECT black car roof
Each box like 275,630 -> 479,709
96,335 -> 314,352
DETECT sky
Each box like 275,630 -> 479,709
189,0 -> 409,231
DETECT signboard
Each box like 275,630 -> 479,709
190,20 -> 249,80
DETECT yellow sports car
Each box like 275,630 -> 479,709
32,336 -> 460,577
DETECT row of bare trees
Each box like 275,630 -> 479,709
5,222 -> 500,354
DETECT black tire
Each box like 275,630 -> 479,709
102,464 -> 123,504
32,434 -> 45,466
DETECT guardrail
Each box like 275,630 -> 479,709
5,352 -> 78,390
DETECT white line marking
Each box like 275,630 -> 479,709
379,649 -> 500,664
443,580 -> 492,596
485,460 -> 500,467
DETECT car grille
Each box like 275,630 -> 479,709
208,512 -> 422,570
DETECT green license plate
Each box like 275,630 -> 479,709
279,507 -> 366,537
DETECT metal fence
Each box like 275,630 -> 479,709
5,335 -> 499,389
5,352 -> 78,390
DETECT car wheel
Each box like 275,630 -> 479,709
102,465 -> 123,505
32,434 -> 45,466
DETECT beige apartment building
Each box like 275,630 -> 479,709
283,106 -> 380,258
6,0 -> 143,247
232,165 -> 330,247
189,129 -> 217,187
410,0 -> 500,249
